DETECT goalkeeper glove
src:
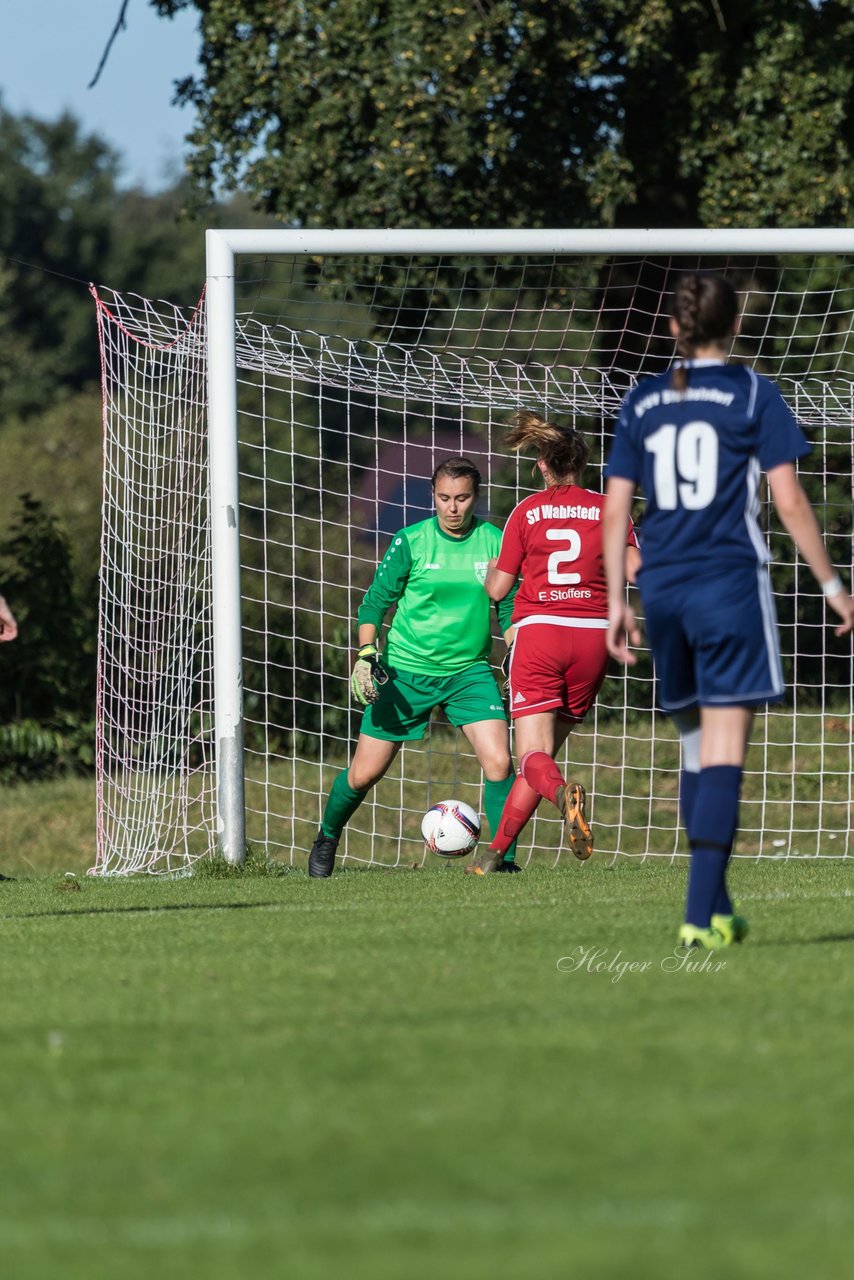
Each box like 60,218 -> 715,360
351,643 -> 388,706
501,646 -> 513,700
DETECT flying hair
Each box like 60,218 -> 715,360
505,410 -> 589,485
670,271 -> 739,393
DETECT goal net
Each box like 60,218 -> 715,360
93,287 -> 214,874
92,231 -> 854,875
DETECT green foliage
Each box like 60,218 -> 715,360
0,102 -> 290,756
154,0 -> 612,228
0,496 -> 96,780
0,717 -> 94,784
0,389 -> 104,586
0,98 -> 280,419
0,108 -> 119,415
683,6 -> 854,227
152,0 -> 853,230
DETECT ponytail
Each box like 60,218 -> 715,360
669,271 -> 739,393
505,410 -> 589,484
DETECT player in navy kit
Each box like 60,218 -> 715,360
603,270 -> 854,949
467,411 -> 639,873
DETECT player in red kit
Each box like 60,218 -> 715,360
468,411 -> 639,873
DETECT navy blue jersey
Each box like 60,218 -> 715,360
606,361 -> 810,576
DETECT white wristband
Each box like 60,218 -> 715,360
821,575 -> 844,599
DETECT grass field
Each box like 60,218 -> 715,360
1,779 -> 852,1280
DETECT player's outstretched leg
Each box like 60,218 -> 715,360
554,781 -> 593,861
466,772 -> 540,875
519,751 -> 593,860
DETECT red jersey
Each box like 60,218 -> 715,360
495,484 -> 637,625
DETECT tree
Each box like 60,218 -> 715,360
150,0 -> 852,229
0,495 -> 96,749
0,105 -> 120,415
0,97 -> 280,419
0,390 -> 104,585
0,103 -> 205,418
618,1 -> 854,229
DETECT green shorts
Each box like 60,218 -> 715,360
360,660 -> 507,742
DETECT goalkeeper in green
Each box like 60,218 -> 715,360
309,457 -> 517,877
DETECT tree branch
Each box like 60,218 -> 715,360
709,0 -> 727,33
88,0 -> 132,90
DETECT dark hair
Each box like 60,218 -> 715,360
504,410 -> 589,484
431,456 -> 481,495
670,271 -> 739,393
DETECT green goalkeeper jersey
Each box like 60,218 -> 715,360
357,516 -> 514,676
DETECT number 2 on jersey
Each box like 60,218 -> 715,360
546,528 -> 582,584
645,421 -> 718,510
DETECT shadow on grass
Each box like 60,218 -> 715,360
753,932 -> 854,946
0,899 -> 286,921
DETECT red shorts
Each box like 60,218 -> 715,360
507,622 -> 609,722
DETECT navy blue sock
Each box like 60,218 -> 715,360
685,847 -> 730,928
679,769 -> 700,832
712,868 -> 734,917
684,765 -> 741,928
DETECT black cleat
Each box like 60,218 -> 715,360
493,860 -> 523,873
308,829 -> 339,878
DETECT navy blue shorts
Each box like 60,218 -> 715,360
640,563 -> 785,712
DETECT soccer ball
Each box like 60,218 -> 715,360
421,799 -> 481,858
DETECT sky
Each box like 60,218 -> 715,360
0,0 -> 201,191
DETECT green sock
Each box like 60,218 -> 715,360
321,770 -> 369,839
484,774 -> 517,862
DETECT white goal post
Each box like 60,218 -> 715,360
93,228 -> 854,874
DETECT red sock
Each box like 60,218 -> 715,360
488,774 -> 541,854
520,750 -> 566,806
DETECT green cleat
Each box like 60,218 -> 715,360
711,912 -> 749,945
677,923 -> 729,951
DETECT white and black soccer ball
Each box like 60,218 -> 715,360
421,799 -> 481,858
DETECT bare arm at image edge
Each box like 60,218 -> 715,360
0,595 -> 17,642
